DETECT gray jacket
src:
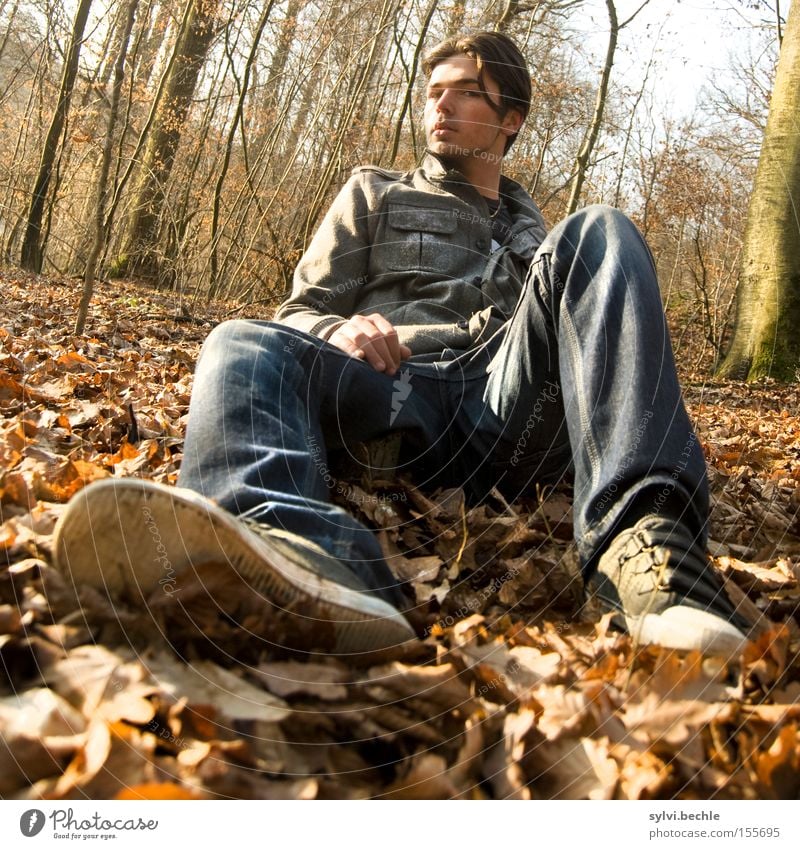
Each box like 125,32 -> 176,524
274,154 -> 548,355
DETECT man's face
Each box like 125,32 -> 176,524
424,54 -> 522,169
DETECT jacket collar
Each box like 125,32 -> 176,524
419,151 -> 540,223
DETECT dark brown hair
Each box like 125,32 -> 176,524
422,30 -> 531,154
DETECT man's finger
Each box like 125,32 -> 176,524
365,313 -> 402,372
357,331 -> 393,372
333,321 -> 390,371
327,325 -> 367,360
327,314 -> 405,373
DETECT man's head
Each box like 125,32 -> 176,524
422,31 -> 531,156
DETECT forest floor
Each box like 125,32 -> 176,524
1,268 -> 799,800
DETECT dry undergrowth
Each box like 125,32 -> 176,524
1,269 -> 799,800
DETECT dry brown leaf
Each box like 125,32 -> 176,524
753,723 -> 800,798
621,692 -> 735,746
0,688 -> 87,795
529,735 -> 618,800
34,459 -> 110,502
389,554 -> 443,583
252,660 -> 350,700
634,649 -> 733,704
453,639 -> 561,703
535,684 -> 598,741
143,655 -> 290,723
717,555 -> 798,592
45,645 -> 156,724
383,754 -> 458,799
484,710 -> 535,799
617,746 -> 671,799
359,661 -> 472,713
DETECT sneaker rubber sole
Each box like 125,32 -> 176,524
53,478 -> 416,656
622,604 -> 747,656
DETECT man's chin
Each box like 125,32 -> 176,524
426,145 -> 462,170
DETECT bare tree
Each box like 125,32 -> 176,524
207,0 -> 275,296
565,0 -> 651,215
114,0 -> 220,282
19,0 -> 93,272
76,0 -> 139,334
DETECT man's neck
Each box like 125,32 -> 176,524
428,151 -> 503,200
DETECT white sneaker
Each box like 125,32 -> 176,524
53,478 -> 416,657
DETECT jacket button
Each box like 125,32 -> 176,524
471,276 -> 482,286
476,237 -> 488,250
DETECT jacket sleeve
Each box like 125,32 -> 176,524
273,173 -> 372,338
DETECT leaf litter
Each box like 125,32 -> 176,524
0,268 -> 799,799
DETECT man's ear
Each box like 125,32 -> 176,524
500,108 -> 524,138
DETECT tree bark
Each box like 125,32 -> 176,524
76,0 -> 138,334
389,0 -> 437,166
717,2 -> 800,382
19,0 -> 93,272
115,0 -> 219,282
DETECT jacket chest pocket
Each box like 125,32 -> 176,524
380,204 -> 462,273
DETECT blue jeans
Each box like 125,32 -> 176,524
178,206 -> 708,591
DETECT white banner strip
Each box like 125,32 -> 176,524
2,800 -> 797,848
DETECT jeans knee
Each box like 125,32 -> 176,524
543,204 -> 655,300
203,319 -> 297,354
560,204 -> 643,251
197,320 -> 305,378
574,203 -> 628,225
202,319 -> 251,352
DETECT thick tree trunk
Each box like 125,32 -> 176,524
717,3 -> 800,382
115,0 -> 218,282
19,0 -> 93,272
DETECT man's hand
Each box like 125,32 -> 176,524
327,313 -> 411,374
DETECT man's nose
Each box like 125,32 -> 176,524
434,88 -> 456,112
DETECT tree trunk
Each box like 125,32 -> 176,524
19,0 -> 93,272
717,3 -> 800,382
565,0 -> 617,215
0,0 -> 21,67
208,0 -> 275,296
115,0 -> 218,282
263,0 -> 301,113
389,0 -> 437,166
76,0 -> 138,334
566,0 -> 651,214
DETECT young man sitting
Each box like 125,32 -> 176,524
54,31 -> 748,659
